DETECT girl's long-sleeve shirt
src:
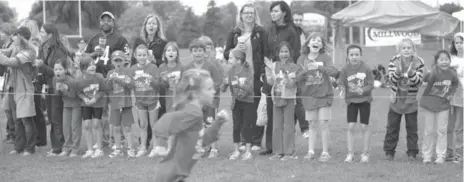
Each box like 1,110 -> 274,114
53,75 -> 81,108
296,53 -> 338,110
420,66 -> 459,112
75,73 -> 107,108
338,61 -> 375,104
159,63 -> 184,97
131,63 -> 160,107
106,67 -> 133,109
387,54 -> 424,114
226,63 -> 254,109
266,61 -> 301,107
153,103 -> 226,182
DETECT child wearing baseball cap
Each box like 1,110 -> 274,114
106,50 -> 136,158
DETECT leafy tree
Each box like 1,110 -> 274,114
254,1 -> 272,28
0,1 -> 17,23
117,6 -> 155,46
28,1 -> 127,29
439,2 -> 463,15
177,7 -> 201,48
202,0 -> 223,44
219,2 -> 238,31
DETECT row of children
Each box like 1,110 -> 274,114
225,32 -> 463,165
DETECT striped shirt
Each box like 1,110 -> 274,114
387,54 -> 424,114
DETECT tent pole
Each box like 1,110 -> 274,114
42,0 -> 46,24
442,38 -> 445,49
331,21 -> 336,65
348,0 -> 353,44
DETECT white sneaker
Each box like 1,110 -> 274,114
360,153 -> 369,163
136,148 -> 147,158
319,152 -> 331,162
229,151 -> 241,160
82,150 -> 94,158
238,145 -> 246,151
148,148 -> 158,158
435,157 -> 445,164
302,131 -> 310,139
251,146 -> 261,151
344,153 -> 354,163
91,149 -> 104,158
127,149 -> 136,158
304,151 -> 315,160
69,152 -> 78,158
109,149 -> 123,158
58,151 -> 69,157
208,149 -> 219,158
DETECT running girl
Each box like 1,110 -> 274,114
153,69 -> 229,182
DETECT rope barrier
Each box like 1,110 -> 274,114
0,91 -> 414,99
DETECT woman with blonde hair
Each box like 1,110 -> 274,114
223,3 -> 269,155
131,14 -> 168,150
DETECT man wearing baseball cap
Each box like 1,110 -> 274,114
84,11 -> 130,148
85,11 -> 129,77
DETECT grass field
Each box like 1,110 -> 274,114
0,47 -> 462,182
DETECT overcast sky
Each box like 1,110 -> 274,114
6,0 -> 459,21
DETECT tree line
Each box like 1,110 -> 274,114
0,1 -> 461,49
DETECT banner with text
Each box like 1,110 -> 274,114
365,28 -> 421,47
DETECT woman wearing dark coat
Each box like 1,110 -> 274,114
260,1 -> 301,156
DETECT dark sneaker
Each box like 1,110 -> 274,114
259,149 -> 273,156
5,138 -> 14,144
385,154 -> 394,161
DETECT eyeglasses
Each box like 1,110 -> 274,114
242,12 -> 254,15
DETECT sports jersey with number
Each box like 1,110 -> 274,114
85,32 -> 130,77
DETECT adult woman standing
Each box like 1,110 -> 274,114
131,14 -> 168,149
224,3 -> 268,152
1,26 -> 37,156
260,1 -> 300,156
447,32 -> 464,163
19,19 -> 48,147
0,23 -> 16,144
37,23 -> 72,156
